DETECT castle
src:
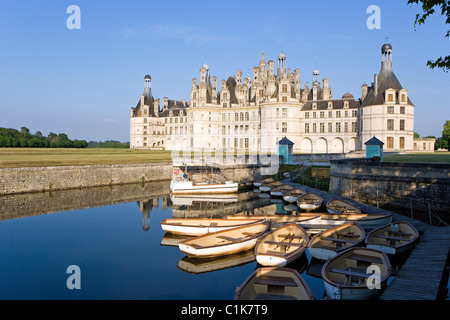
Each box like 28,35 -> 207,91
130,43 -> 434,154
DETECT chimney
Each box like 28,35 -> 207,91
374,74 -> 378,95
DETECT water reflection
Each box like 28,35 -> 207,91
0,182 -> 408,300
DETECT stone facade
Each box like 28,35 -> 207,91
130,43 -> 423,154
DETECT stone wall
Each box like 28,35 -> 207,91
329,158 -> 450,215
0,162 -> 268,196
0,163 -> 173,195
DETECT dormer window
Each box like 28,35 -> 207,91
328,102 -> 333,109
312,103 -> 317,110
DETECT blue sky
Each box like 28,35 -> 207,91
0,0 -> 449,142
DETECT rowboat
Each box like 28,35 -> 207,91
160,218 -> 265,236
234,267 -> 315,300
319,213 -> 393,227
226,214 -> 322,225
253,177 -> 275,188
296,192 -> 324,212
259,181 -> 283,192
170,179 -> 238,195
307,223 -> 365,260
178,221 -> 270,258
321,247 -> 391,300
282,188 -> 306,203
365,221 -> 419,255
255,223 -> 309,267
326,199 -> 362,214
270,184 -> 293,197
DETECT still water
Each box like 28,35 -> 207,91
0,182 -> 341,299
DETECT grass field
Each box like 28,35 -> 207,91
383,152 -> 450,164
0,149 -> 449,169
0,148 -> 173,168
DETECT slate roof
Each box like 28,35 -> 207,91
364,136 -> 384,146
278,136 -> 294,145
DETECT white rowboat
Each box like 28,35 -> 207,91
307,223 -> 366,260
178,221 -> 270,259
365,221 -> 419,255
326,199 -> 362,214
160,218 -> 265,236
321,247 -> 391,300
170,180 -> 238,195
255,223 -> 309,267
297,192 -> 324,212
234,267 -> 315,300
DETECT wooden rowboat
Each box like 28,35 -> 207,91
234,267 -> 315,300
253,177 -> 275,187
307,223 -> 366,260
319,213 -> 393,227
160,218 -> 264,236
178,221 -> 270,259
259,181 -> 283,192
226,214 -> 322,225
296,192 -> 324,212
326,199 -> 362,214
255,223 -> 309,267
282,188 -> 306,203
270,184 -> 293,197
365,221 -> 419,255
321,247 -> 391,300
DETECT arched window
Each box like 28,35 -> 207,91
240,113 -> 244,121
235,113 -> 239,121
245,112 -> 249,121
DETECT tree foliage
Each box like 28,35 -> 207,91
0,127 -> 88,148
408,0 -> 450,72
435,120 -> 450,150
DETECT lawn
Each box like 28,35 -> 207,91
0,148 -> 173,168
383,152 -> 450,164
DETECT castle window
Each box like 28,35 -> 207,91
222,113 -> 226,122
344,122 -> 348,132
259,89 -> 264,97
223,103 -> 228,108
345,111 -> 348,118
387,106 -> 394,114
320,123 -> 325,133
240,113 -> 244,121
245,112 -> 249,121
400,119 -> 405,131
305,112 -> 309,119
387,137 -> 394,149
235,113 -> 239,121
387,119 -> 394,130
282,108 -> 287,118
352,122 -> 357,133
387,93 -> 394,102
352,110 -> 357,117
313,112 -> 316,119
223,93 -> 228,100
400,137 -> 405,149
313,123 -> 317,133
193,92 -> 197,100
401,94 -> 406,102
328,123 -> 333,133
305,123 -> 310,133
245,138 -> 249,149
282,84 -> 288,93
320,111 -> 325,118
282,96 -> 287,102
282,122 -> 287,133
276,108 -> 279,118
336,122 -> 341,133
144,118 -> 147,123
336,111 -> 341,118
328,111 -> 333,118
400,106 -> 405,114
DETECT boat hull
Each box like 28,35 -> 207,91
323,279 -> 388,300
170,180 -> 238,195
298,203 -> 321,212
179,238 -> 259,258
161,219 -> 263,236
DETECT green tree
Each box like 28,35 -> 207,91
441,120 -> 450,150
408,0 -> 450,72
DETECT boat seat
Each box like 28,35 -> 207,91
254,293 -> 296,300
264,241 -> 304,247
278,234 -> 304,240
388,231 -> 413,236
265,250 -> 288,256
242,232 -> 258,237
322,237 -> 358,244
373,235 -> 409,241
335,233 -> 360,238
329,268 -> 370,279
347,254 -> 383,264
216,235 -> 239,242
255,275 -> 298,287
